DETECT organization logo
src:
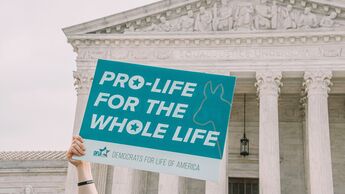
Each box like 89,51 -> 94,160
93,146 -> 110,158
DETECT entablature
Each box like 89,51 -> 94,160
67,29 -> 345,51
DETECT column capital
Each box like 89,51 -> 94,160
73,70 -> 94,95
299,94 -> 308,117
303,70 -> 332,96
255,71 -> 282,97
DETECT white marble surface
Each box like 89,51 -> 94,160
304,71 -> 334,194
256,71 -> 282,194
0,159 -> 67,194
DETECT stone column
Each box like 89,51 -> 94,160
65,69 -> 111,194
112,167 -> 134,194
71,70 -> 94,136
92,163 -> 111,194
112,168 -> 148,194
158,174 -> 185,194
255,71 -> 282,194
65,69 -> 94,193
303,70 -> 334,194
205,134 -> 229,194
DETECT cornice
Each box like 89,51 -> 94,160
63,0 -> 200,35
0,168 -> 67,175
67,29 -> 345,50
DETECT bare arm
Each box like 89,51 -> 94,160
66,136 -> 98,194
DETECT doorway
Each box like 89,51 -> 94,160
229,178 -> 259,194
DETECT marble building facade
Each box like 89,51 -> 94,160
0,151 -> 67,194
63,0 -> 345,193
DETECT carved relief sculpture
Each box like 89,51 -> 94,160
212,0 -> 234,31
156,16 -> 172,32
144,16 -> 172,32
254,0 -> 272,30
271,1 -> 278,29
298,7 -> 318,29
124,23 -> 135,33
117,0 -> 345,34
320,11 -> 337,28
195,6 -> 213,31
279,4 -> 297,29
234,4 -> 254,31
179,10 -> 195,32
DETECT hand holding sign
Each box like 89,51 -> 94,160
75,59 -> 236,181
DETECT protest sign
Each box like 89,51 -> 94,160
74,59 -> 236,181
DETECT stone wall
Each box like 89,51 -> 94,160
0,160 -> 67,194
329,94 -> 345,194
279,94 -> 305,194
228,94 -> 259,179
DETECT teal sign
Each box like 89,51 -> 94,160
77,59 -> 236,180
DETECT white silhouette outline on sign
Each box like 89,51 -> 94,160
192,81 -> 231,158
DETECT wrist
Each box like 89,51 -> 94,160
76,161 -> 90,170
76,162 -> 93,182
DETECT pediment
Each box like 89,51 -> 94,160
63,0 -> 345,36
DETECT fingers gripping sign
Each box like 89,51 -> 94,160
67,136 -> 86,167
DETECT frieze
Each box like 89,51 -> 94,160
320,46 -> 343,57
76,45 -> 345,61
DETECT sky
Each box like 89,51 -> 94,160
0,0 -> 160,151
